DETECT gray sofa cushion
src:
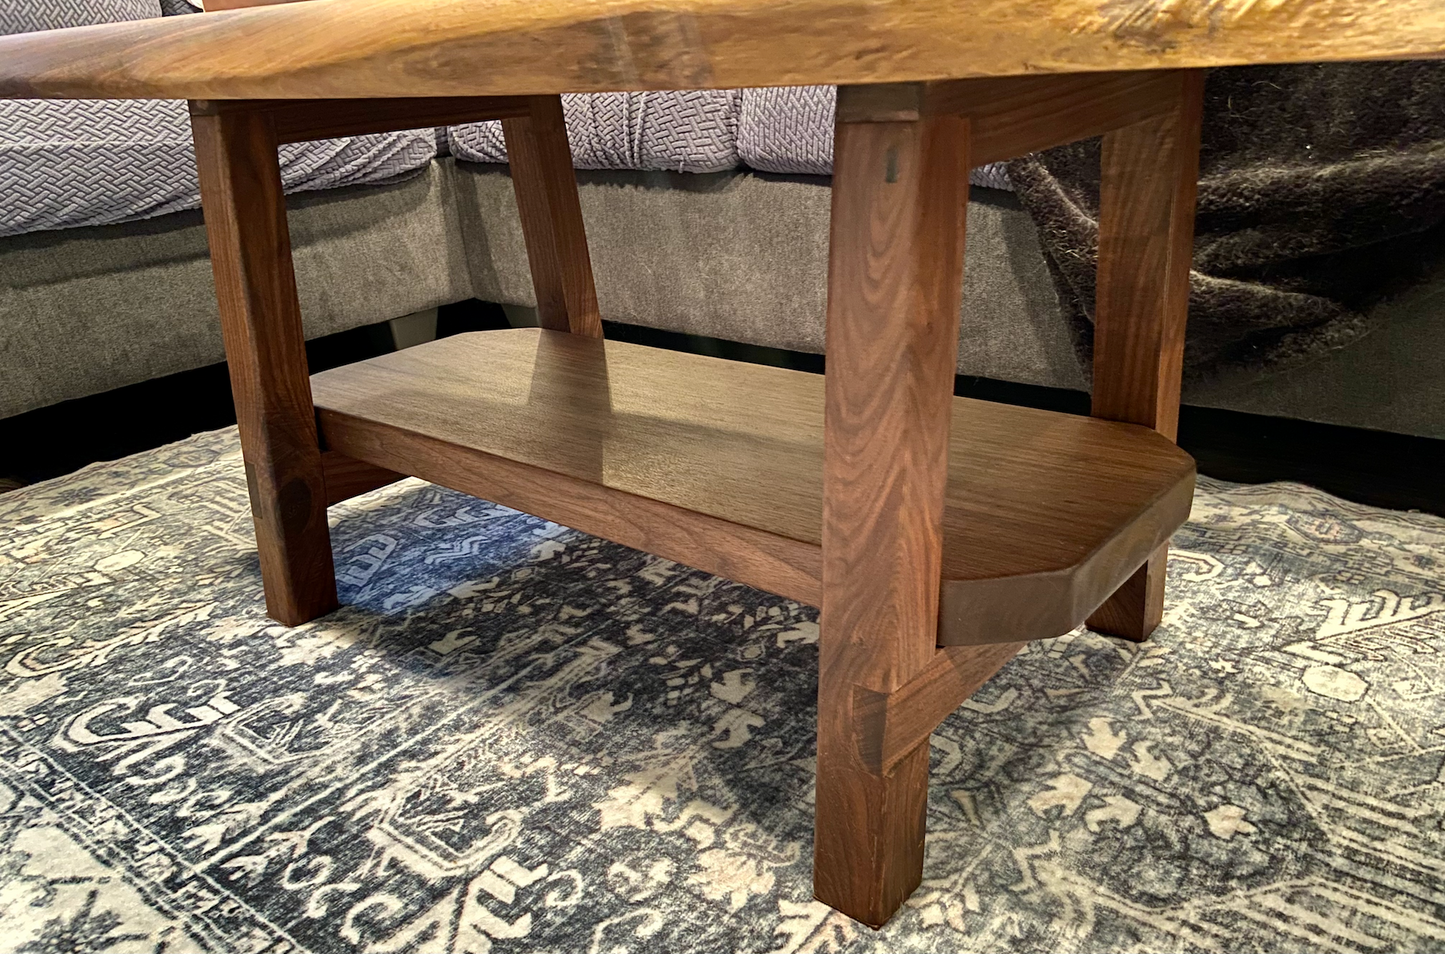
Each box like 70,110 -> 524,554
452,165 -> 1074,389
0,101 -> 438,237
738,85 -> 1013,189
450,90 -> 741,173
0,160 -> 473,420
0,0 -> 156,33
0,0 -> 436,237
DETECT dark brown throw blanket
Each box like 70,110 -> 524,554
1006,62 -> 1445,380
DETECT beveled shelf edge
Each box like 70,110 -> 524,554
314,335 -> 1196,648
937,466 -> 1195,646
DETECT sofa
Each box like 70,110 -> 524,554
4,1 -> 1442,441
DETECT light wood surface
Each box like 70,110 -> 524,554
502,96 -> 602,337
309,329 -> 1195,640
191,107 -> 337,625
1,0 -> 1442,102
1088,70 -> 1206,640
812,113 -> 971,926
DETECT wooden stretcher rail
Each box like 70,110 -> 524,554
190,97 -> 531,144
839,71 -> 1193,166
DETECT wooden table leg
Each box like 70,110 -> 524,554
815,98 -> 971,927
1087,71 -> 1206,641
502,95 -> 602,337
191,104 -> 338,626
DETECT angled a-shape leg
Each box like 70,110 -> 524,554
502,94 -> 602,337
813,97 -> 971,927
1087,71 -> 1206,640
191,104 -> 338,626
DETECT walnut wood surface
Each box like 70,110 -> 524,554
1088,547 -> 1170,639
502,96 -> 602,337
192,96 -> 529,144
191,106 -> 337,625
853,642 -> 1027,775
2,0 -> 1442,102
321,406 -> 824,603
812,113 -> 972,927
838,71 -> 1182,165
1087,70 -> 1206,641
320,450 -> 403,506
308,329 -> 1195,633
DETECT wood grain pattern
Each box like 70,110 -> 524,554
838,71 -> 1184,165
1087,546 -> 1169,639
320,407 -> 825,603
320,450 -> 403,506
307,329 -> 1195,642
501,96 -> 602,337
937,467 -> 1192,646
2,0 -> 1442,102
853,642 -> 1027,775
812,113 -> 970,927
191,105 -> 337,626
192,96 -> 529,144
1088,70 -> 1206,641
1091,72 -> 1206,442
946,70 -> 1183,165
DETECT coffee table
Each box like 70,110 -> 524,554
4,0 -> 1440,927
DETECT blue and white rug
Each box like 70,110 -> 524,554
1,427 -> 1443,953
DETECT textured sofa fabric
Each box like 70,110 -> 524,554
0,0 -> 155,33
450,91 -> 741,173
0,100 -> 438,237
0,161 -> 472,419
736,86 -> 834,175
0,0 -> 437,237
451,86 -> 1014,187
451,163 -> 1075,383
738,85 -> 1013,188
450,160 -> 1445,438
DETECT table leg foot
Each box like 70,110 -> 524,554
814,735 -> 928,928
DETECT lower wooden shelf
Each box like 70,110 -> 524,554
310,328 -> 1196,646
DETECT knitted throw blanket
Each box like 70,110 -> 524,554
1006,62 -> 1445,380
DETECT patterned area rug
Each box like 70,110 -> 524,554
1,427 -> 1443,954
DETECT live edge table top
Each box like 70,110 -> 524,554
0,0 -> 1442,102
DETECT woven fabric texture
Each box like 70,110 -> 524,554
0,0 -> 435,236
0,99 -> 437,237
0,0 -> 156,34
450,90 -> 741,173
452,86 -> 1015,188
738,85 -> 1014,188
